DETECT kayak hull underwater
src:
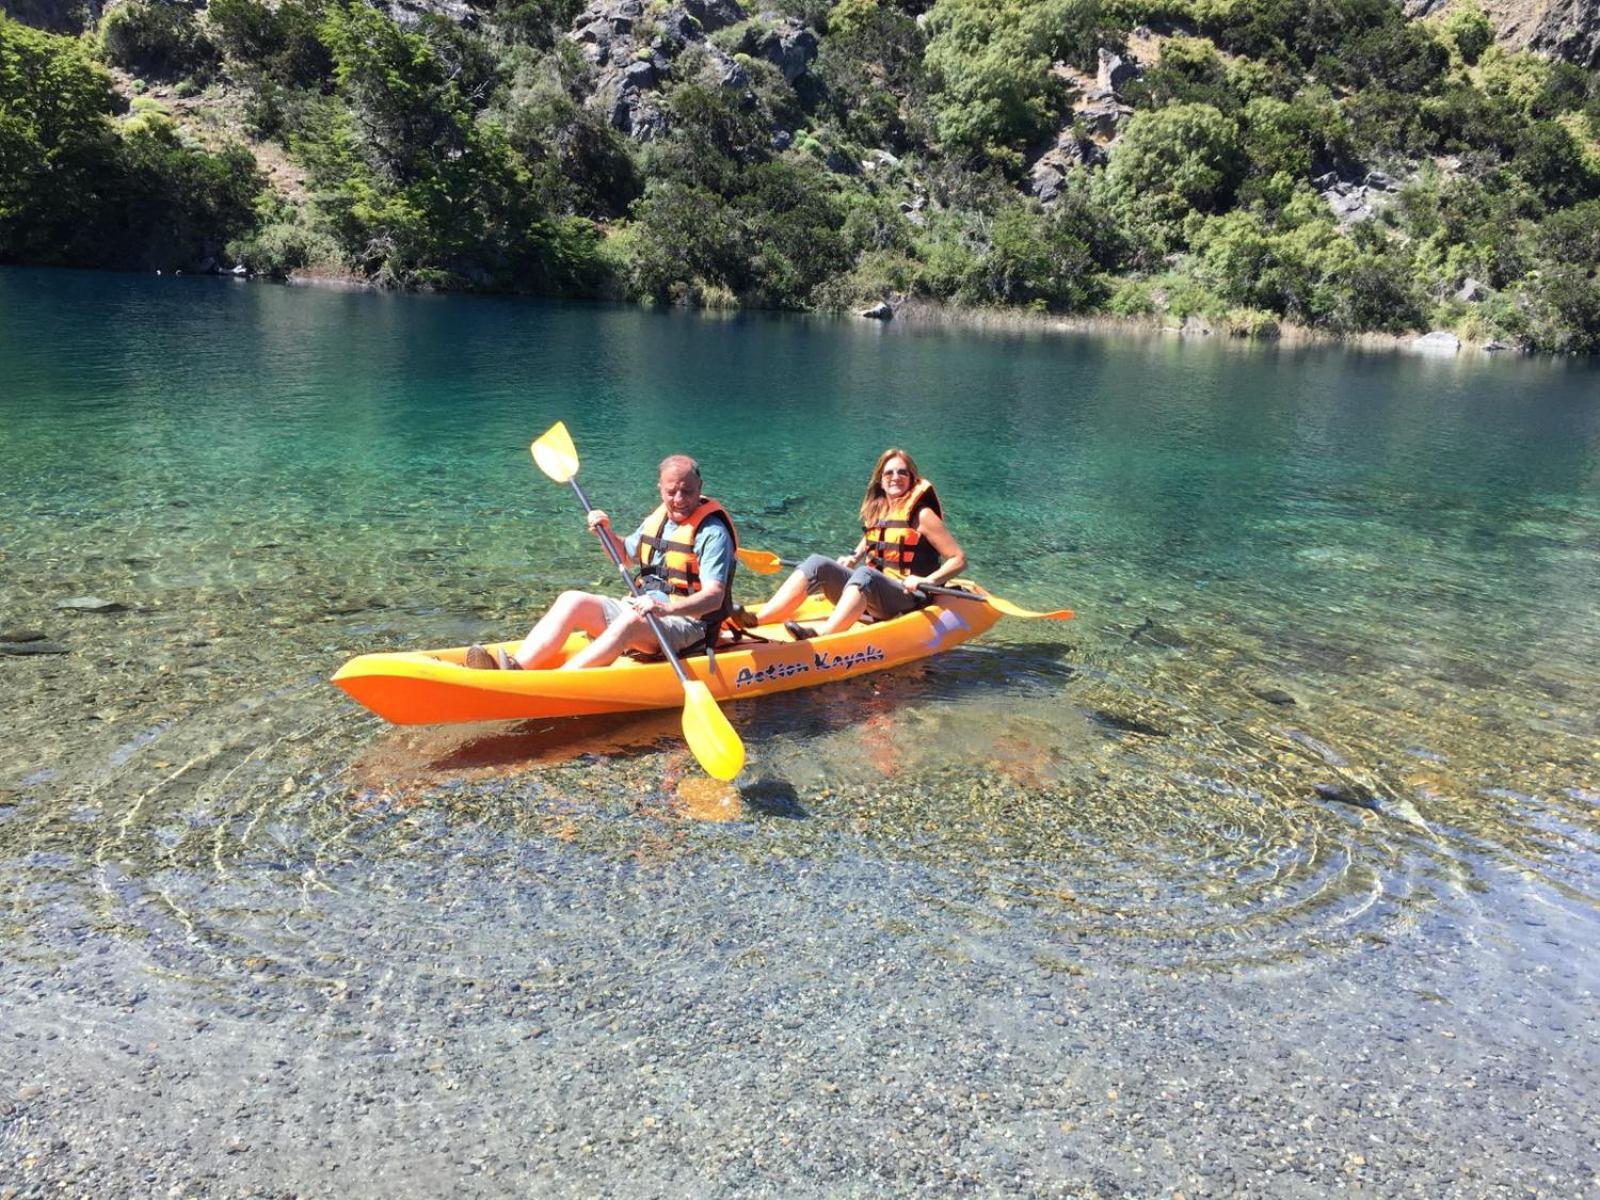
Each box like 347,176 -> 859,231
331,589 -> 1002,725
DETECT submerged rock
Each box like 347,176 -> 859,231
0,629 -> 47,642
1250,686 -> 1297,707
2,641 -> 70,656
1088,709 -> 1168,738
1315,781 -> 1430,830
56,596 -> 126,613
1283,729 -> 1347,766
1315,781 -> 1380,811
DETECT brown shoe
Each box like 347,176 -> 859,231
784,620 -> 817,641
464,643 -> 497,669
495,647 -> 523,671
730,605 -> 761,630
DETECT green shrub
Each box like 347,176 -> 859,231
100,0 -> 216,81
1440,0 -> 1493,66
923,0 -> 1099,162
1106,102 -> 1244,237
206,0 -> 331,86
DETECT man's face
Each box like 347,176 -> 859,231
659,464 -> 703,522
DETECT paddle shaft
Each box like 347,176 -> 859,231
568,478 -> 694,688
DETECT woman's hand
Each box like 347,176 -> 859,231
587,510 -> 611,533
900,574 -> 928,594
837,551 -> 860,568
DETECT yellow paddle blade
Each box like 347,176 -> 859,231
736,547 -> 786,575
531,421 -> 579,483
986,595 -> 1075,621
680,679 -> 745,781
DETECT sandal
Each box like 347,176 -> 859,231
495,647 -> 523,671
464,643 -> 497,670
784,620 -> 817,641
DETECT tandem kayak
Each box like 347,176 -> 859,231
331,585 -> 1003,726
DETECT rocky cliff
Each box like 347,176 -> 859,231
1409,0 -> 1600,68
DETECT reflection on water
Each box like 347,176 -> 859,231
1,269 -> 1597,991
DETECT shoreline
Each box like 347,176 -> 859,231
285,263 -> 1526,357
871,295 -> 1521,356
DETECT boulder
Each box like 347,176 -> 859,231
1095,47 -> 1139,94
682,0 -> 744,33
859,301 -> 894,320
1455,277 -> 1488,303
1411,330 -> 1461,354
1028,138 -> 1105,204
759,19 -> 818,83
1074,98 -> 1131,140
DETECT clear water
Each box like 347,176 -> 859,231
3,267 -> 1598,1192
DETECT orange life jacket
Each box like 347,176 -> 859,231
636,498 -> 739,615
864,478 -> 942,577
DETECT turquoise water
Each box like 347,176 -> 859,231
3,267 -> 1599,1192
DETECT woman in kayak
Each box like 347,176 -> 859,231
741,448 -> 966,639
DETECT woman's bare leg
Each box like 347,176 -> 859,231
753,567 -> 811,624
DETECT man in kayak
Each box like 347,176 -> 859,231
739,447 -> 966,639
466,454 -> 738,671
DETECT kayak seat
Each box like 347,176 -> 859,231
622,622 -> 772,667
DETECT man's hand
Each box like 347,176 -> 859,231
627,593 -> 664,617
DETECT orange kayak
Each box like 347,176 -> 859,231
331,586 -> 1002,725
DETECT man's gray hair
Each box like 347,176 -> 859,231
658,454 -> 701,479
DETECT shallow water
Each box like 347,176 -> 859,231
3,268 -> 1598,1194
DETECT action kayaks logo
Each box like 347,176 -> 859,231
734,644 -> 886,689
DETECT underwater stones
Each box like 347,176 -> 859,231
0,629 -> 47,642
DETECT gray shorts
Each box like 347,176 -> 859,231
598,594 -> 706,652
796,554 -> 931,620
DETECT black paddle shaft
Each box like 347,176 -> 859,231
568,478 -> 693,686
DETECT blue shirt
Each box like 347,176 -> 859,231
625,515 -> 735,603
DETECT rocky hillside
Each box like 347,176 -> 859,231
3,0 -> 1600,349
1409,0 -> 1600,68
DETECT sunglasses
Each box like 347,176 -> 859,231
882,467 -> 912,477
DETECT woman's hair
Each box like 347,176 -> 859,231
859,447 -> 921,527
